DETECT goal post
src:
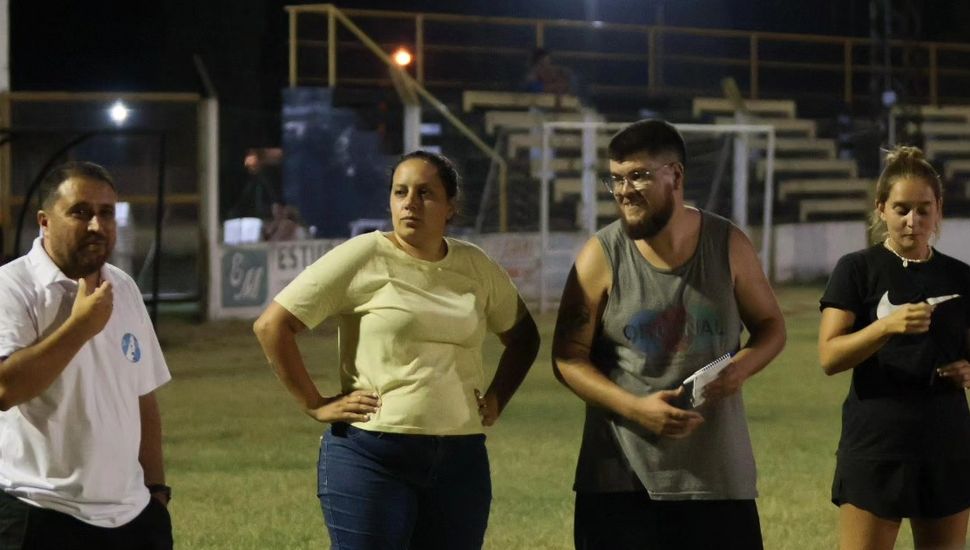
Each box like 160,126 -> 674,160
538,121 -> 776,312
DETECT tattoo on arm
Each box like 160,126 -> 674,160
556,302 -> 591,339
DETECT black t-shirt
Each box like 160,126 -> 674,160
820,244 -> 970,460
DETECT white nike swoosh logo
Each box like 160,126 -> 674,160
876,292 -> 961,319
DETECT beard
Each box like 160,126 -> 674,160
62,238 -> 112,279
69,254 -> 109,279
620,187 -> 674,240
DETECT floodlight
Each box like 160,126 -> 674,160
109,100 -> 130,125
392,47 -> 413,67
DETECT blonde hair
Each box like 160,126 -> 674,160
867,145 -> 943,244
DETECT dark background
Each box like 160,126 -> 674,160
12,0 -> 970,141
9,0 -> 970,213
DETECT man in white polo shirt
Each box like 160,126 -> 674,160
0,161 -> 172,549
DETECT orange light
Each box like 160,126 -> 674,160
392,47 -> 413,67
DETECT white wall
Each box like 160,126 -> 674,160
934,219 -> 970,265
773,218 -> 970,283
208,220 -> 970,319
772,221 -> 867,282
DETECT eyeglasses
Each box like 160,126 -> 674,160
601,162 -> 676,195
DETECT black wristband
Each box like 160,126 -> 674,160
147,484 -> 171,502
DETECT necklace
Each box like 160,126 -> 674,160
883,238 -> 933,267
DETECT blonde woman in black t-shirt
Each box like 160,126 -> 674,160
819,146 -> 970,550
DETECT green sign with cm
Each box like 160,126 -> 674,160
221,248 -> 268,308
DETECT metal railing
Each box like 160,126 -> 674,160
286,4 -> 511,231
288,6 -> 970,106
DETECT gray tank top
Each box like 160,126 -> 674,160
573,210 -> 757,500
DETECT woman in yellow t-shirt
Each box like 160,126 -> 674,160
254,150 -> 540,549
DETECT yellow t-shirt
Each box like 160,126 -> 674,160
274,231 -> 522,435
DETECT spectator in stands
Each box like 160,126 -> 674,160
819,145 -> 970,550
525,47 -> 574,96
0,161 -> 172,549
254,150 -> 540,549
262,202 -> 306,241
228,148 -> 282,220
552,119 -> 786,549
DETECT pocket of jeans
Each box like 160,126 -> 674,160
343,426 -> 413,472
0,491 -> 21,513
345,425 -> 379,441
144,497 -> 174,547
0,492 -> 29,544
148,497 -> 172,522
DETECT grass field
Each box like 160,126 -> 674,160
157,285 -> 935,549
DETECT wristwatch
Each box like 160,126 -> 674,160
147,483 -> 172,504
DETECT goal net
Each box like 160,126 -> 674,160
537,121 -> 777,312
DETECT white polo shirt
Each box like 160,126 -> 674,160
0,237 -> 171,527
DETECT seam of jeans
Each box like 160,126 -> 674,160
320,433 -> 341,550
20,499 -> 32,547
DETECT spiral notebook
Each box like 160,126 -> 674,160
682,353 -> 732,408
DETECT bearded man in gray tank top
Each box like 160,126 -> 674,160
552,119 -> 787,549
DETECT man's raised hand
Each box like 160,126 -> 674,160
72,278 -> 113,339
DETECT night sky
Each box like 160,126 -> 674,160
13,1 -> 968,94
9,0 -> 969,168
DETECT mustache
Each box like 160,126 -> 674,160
81,236 -> 108,246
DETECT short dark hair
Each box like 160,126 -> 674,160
390,150 -> 461,201
38,161 -> 116,209
608,119 -> 687,169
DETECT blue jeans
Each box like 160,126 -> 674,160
318,423 -> 492,550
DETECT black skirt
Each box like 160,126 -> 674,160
832,456 -> 970,519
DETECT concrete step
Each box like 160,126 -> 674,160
893,105 -> 970,123
778,178 -> 872,200
550,178 -> 613,202
531,157 -> 609,176
944,159 -> 970,179
463,90 -> 581,112
757,158 -> 858,180
507,132 -> 611,157
576,200 -> 619,227
554,177 -> 583,201
920,122 -> 970,138
748,137 -> 836,158
485,110 -> 603,134
693,97 -> 797,119
715,116 -> 816,138
513,134 -> 836,167
799,197 -> 868,222
926,140 -> 970,160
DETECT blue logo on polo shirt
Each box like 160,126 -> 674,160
121,333 -> 141,363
